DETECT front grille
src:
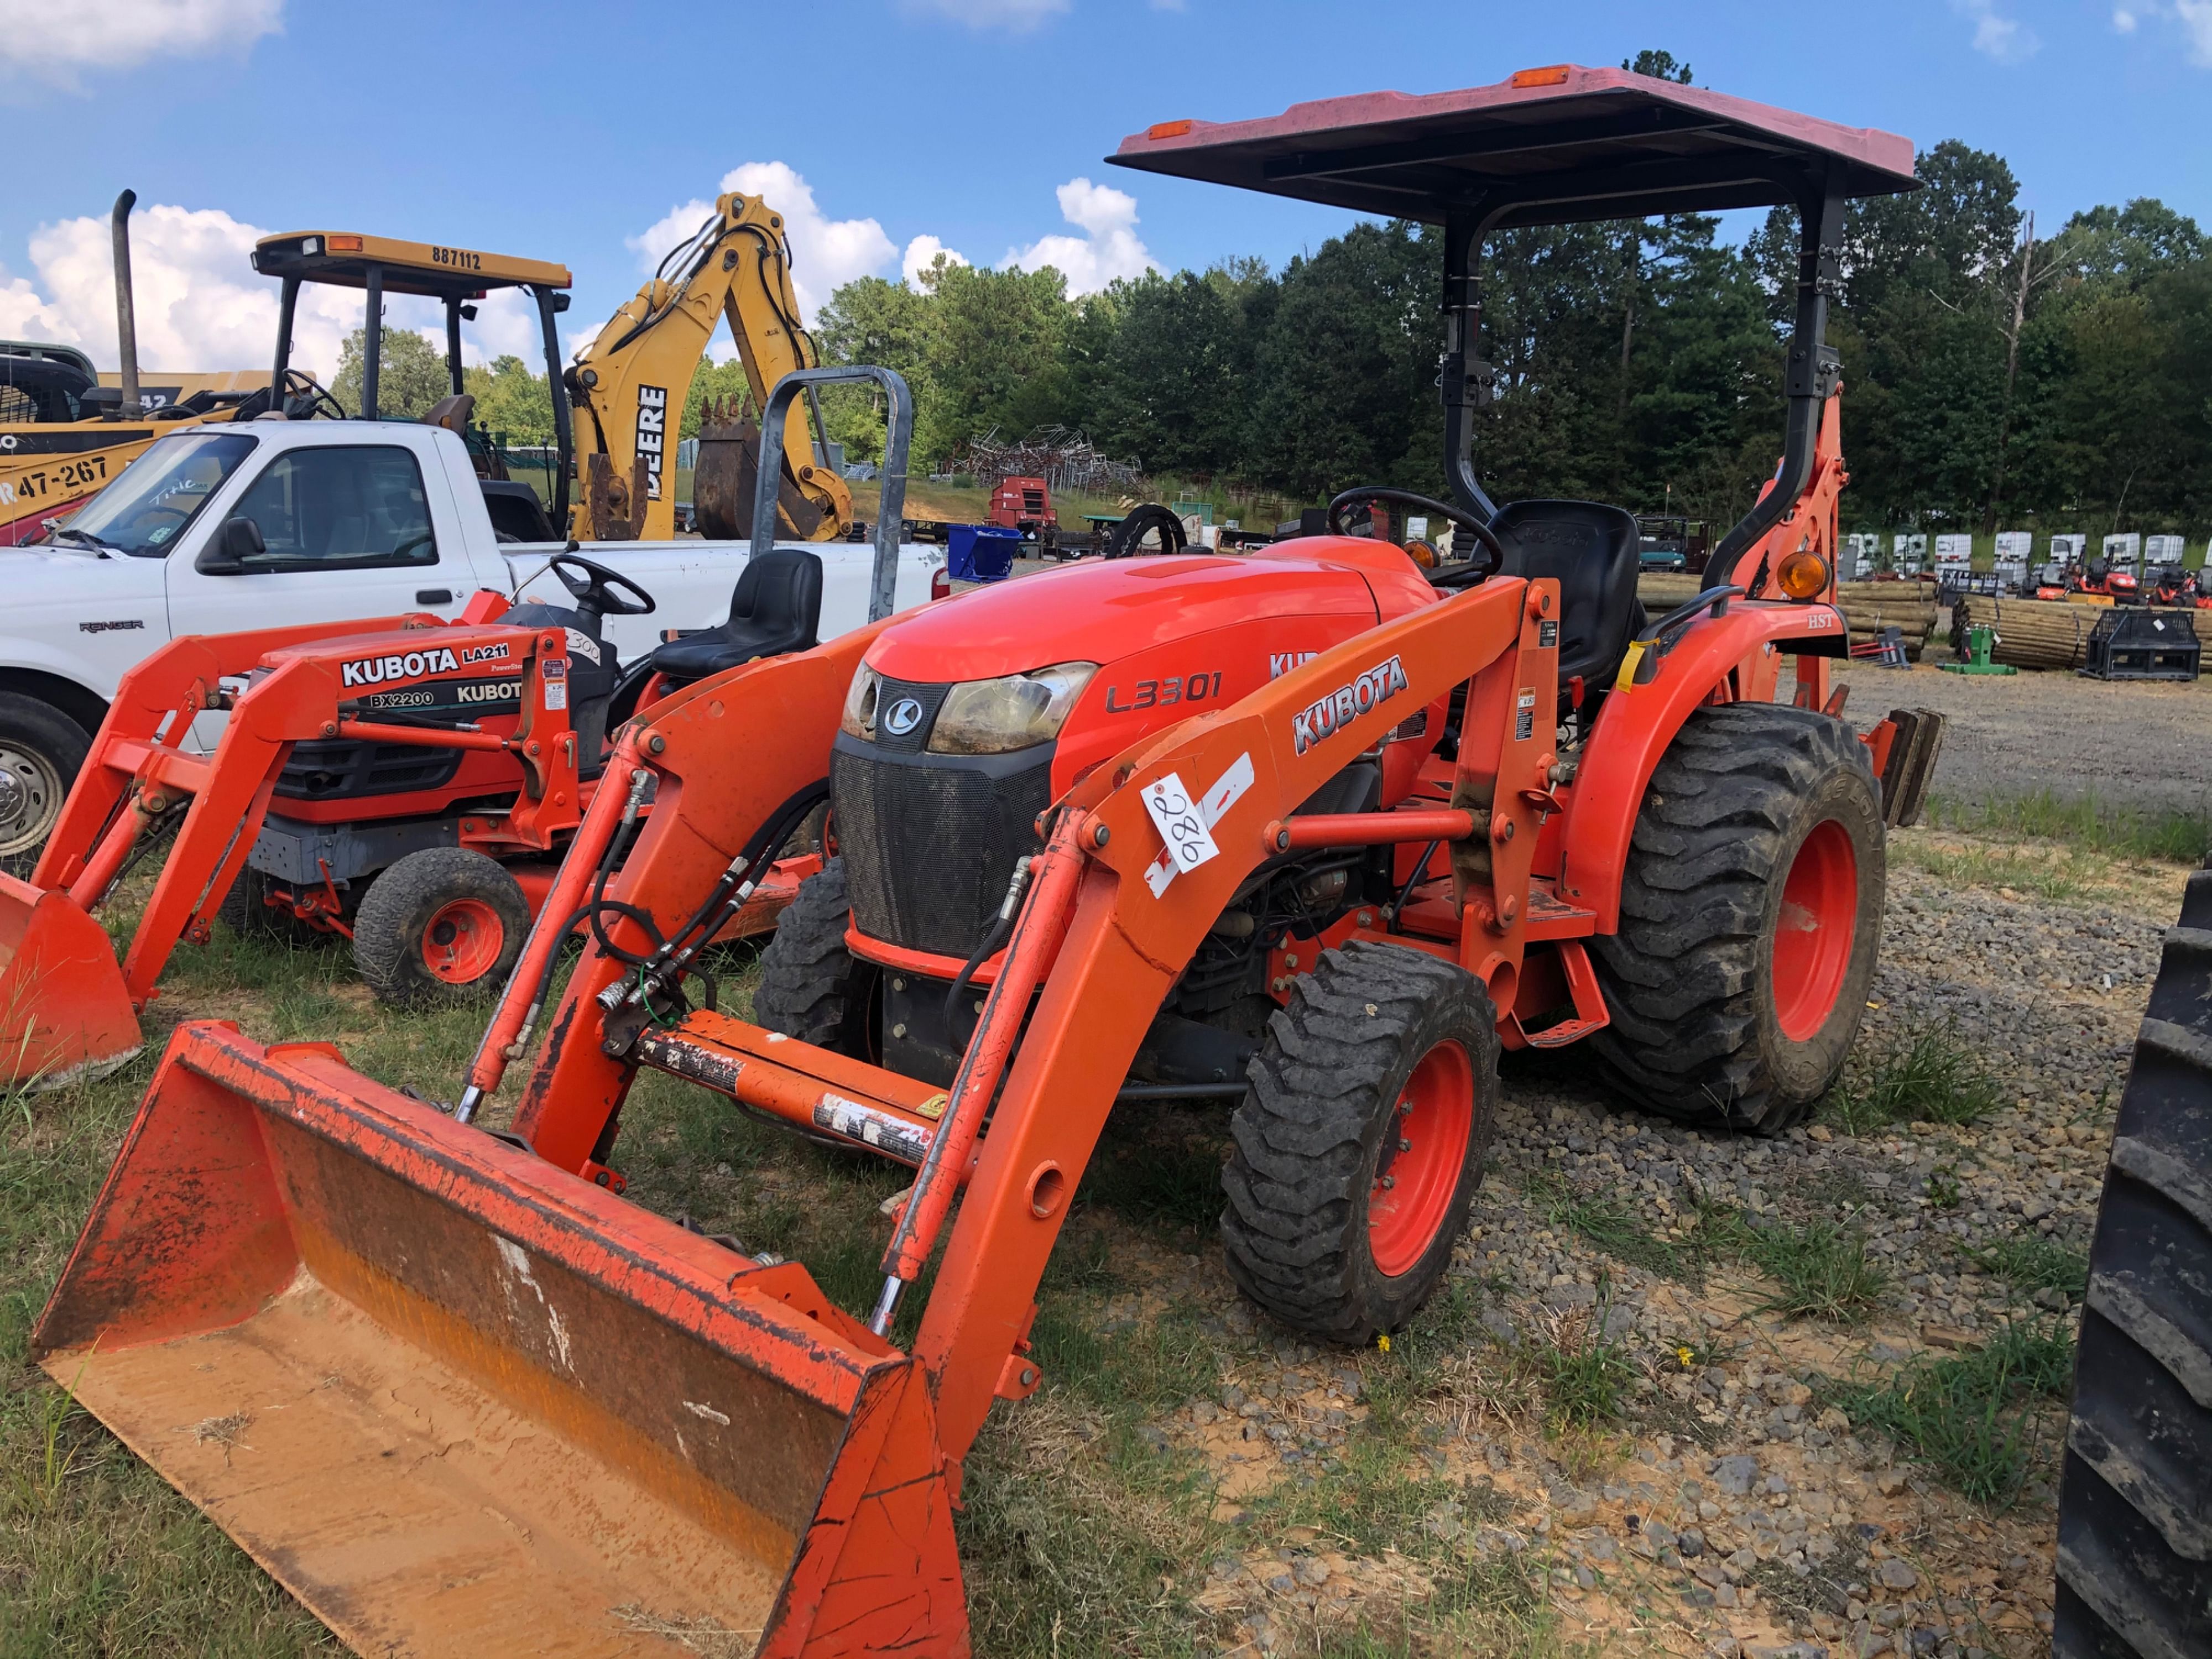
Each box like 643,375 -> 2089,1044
275,739 -> 464,801
832,734 -> 1053,957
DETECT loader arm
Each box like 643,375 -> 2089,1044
565,190 -> 852,543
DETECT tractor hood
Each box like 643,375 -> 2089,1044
867,546 -> 1433,683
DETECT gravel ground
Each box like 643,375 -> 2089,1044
1074,842 -> 2180,1659
1833,658 -> 2212,813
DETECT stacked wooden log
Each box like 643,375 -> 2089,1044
1633,574 -> 1943,660
1947,593 -> 2212,670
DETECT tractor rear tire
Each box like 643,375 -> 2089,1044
353,848 -> 529,1007
753,857 -> 878,1055
2054,864 -> 2212,1659
1220,940 -> 1500,1344
1588,701 -> 1883,1134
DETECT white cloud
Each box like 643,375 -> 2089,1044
901,0 -> 1069,28
624,161 -> 898,345
1003,178 -> 1159,295
1,202 -> 537,382
1,0 -> 284,91
1953,0 -> 2040,62
2111,1 -> 2212,62
901,234 -> 970,289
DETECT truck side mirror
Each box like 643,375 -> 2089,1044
196,515 -> 265,575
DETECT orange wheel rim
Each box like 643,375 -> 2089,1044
1368,1039 -> 1474,1280
1771,819 -> 1857,1042
422,898 -> 503,984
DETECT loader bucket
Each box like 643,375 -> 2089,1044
34,1022 -> 967,1658
0,873 -> 141,1089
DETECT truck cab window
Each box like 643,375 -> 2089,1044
58,430 -> 259,556
227,446 -> 439,570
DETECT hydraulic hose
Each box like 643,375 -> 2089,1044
941,857 -> 1036,1045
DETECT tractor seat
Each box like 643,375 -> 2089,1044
1486,500 -> 1643,695
648,549 -> 823,682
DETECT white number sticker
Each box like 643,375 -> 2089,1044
1142,770 -> 1220,875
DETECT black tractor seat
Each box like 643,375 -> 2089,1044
1484,500 -> 1644,699
647,548 -> 823,682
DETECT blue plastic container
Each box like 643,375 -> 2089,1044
947,524 -> 1021,582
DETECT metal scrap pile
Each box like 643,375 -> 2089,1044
957,425 -> 1146,497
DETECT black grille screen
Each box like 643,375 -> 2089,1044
275,738 -> 464,800
833,737 -> 1053,957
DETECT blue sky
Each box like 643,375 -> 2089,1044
6,0 -> 2209,375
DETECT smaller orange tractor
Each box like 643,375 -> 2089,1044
0,552 -> 823,1088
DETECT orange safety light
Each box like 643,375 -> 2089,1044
1147,119 -> 1194,139
1777,547 -> 1832,599
1510,65 -> 1573,88
326,234 -> 363,252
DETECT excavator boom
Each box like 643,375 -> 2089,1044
566,192 -> 854,544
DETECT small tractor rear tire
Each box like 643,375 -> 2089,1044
2054,864 -> 2212,1659
1220,940 -> 1500,1344
353,848 -> 529,1006
1589,701 -> 1883,1134
753,857 -> 878,1054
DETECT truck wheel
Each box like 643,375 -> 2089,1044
1589,702 -> 1883,1134
0,693 -> 90,870
753,857 -> 878,1054
2055,863 -> 2212,1659
353,848 -> 529,1006
1220,940 -> 1500,1344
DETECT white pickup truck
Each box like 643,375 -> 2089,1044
0,417 -> 941,858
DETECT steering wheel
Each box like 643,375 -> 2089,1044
1326,487 -> 1507,587
284,374 -> 348,422
549,551 -> 655,618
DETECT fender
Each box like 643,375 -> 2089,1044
1561,600 -> 1847,932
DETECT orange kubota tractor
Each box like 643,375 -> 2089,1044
37,70 -> 1947,1657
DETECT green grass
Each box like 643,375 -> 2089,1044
1922,789 -> 2212,865
1826,1018 -> 2005,1134
1740,1218 -> 1888,1323
1829,1319 -> 2075,1505
1525,1170 -> 1699,1282
1888,838 -> 2095,904
1971,1233 -> 2091,1300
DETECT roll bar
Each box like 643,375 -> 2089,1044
752,366 -> 914,623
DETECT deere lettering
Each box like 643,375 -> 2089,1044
637,384 -> 668,502
341,646 -> 462,688
1291,655 -> 1411,755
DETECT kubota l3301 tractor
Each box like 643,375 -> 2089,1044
39,65 -> 1947,1659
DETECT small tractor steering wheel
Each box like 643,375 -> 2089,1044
1326,487 -> 1507,587
549,552 -> 656,618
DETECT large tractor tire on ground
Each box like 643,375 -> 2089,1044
2054,864 -> 2212,1658
753,857 -> 877,1054
352,848 -> 529,1006
1221,940 -> 1501,1344
1589,701 -> 1884,1134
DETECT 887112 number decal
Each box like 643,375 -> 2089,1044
1104,669 -> 1223,714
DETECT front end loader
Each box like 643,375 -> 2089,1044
40,67 -> 1952,1656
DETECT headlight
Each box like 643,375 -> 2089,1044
841,662 -> 880,738
928,662 -> 1097,755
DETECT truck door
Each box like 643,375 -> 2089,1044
165,439 -> 472,644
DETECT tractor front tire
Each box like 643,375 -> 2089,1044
2055,864 -> 2212,1659
753,857 -> 877,1055
353,848 -> 529,1006
1589,701 -> 1884,1134
1221,940 -> 1500,1344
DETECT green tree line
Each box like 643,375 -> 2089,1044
414,56 -> 2210,537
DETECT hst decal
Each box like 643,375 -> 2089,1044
1291,655 -> 1411,755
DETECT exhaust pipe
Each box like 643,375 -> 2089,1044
111,190 -> 140,417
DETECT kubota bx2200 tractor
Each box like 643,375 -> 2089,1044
39,67 -> 1947,1658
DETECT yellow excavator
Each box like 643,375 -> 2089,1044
562,190 -> 854,544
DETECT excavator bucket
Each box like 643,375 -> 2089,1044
34,1022 -> 967,1658
0,876 -> 142,1087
